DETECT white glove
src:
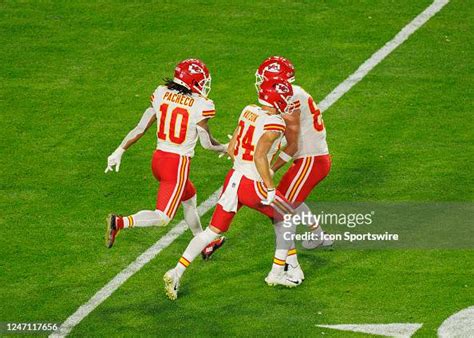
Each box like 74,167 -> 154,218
105,147 -> 125,173
218,143 -> 230,159
261,188 -> 276,205
219,134 -> 233,159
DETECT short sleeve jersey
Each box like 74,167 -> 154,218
292,85 -> 329,158
151,85 -> 216,157
232,105 -> 286,181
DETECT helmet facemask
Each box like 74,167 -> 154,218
255,71 -> 264,93
278,94 -> 296,115
199,75 -> 212,97
283,95 -> 297,115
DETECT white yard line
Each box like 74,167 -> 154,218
317,324 -> 423,337
51,1 -> 449,336
319,0 -> 449,112
438,306 -> 474,338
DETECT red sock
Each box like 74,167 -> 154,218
116,216 -> 124,229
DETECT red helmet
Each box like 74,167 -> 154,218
255,56 -> 295,91
173,58 -> 212,97
258,78 -> 294,114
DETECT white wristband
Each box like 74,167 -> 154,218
278,151 -> 292,162
115,147 -> 126,156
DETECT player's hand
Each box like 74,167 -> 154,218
261,188 -> 276,205
105,147 -> 125,173
219,134 -> 233,160
218,142 -> 230,159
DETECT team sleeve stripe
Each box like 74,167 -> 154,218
202,110 -> 216,116
265,126 -> 285,131
264,124 -> 285,132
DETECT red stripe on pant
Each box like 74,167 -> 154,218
278,154 -> 331,203
152,150 -> 196,220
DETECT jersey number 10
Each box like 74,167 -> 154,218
157,104 -> 189,144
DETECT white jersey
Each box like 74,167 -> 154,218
232,105 -> 286,181
292,85 -> 329,159
151,85 -> 216,157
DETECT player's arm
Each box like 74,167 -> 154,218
272,110 -> 300,172
196,119 -> 228,153
226,127 -> 239,161
105,107 -> 156,173
255,131 -> 281,204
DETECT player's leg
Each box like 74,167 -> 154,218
276,156 -> 332,266
164,170 -> 238,300
287,155 -> 331,203
293,155 -> 332,249
276,158 -> 306,273
105,152 -> 187,248
199,169 -> 241,260
124,153 -> 191,227
181,180 -> 202,236
180,179 -> 226,259
176,205 -> 234,277
242,180 -> 300,287
164,204 -> 236,300
277,157 -> 305,200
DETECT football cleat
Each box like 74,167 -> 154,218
201,236 -> 226,260
163,269 -> 180,301
285,263 -> 305,281
265,271 -> 301,288
302,235 -> 334,250
105,214 -> 120,248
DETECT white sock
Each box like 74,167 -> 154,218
286,246 -> 299,268
182,195 -> 202,236
272,221 -> 295,274
124,210 -> 170,228
175,227 -> 219,277
272,249 -> 289,274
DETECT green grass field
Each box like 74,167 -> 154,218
1,0 -> 473,336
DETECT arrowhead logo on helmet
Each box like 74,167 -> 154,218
255,56 -> 296,93
188,64 -> 204,74
275,82 -> 291,94
266,62 -> 281,73
258,78 -> 294,115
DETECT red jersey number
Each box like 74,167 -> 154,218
234,120 -> 255,161
158,104 -> 189,144
308,97 -> 324,132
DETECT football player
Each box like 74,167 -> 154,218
256,56 -> 333,281
104,59 -> 227,252
164,78 -> 318,300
